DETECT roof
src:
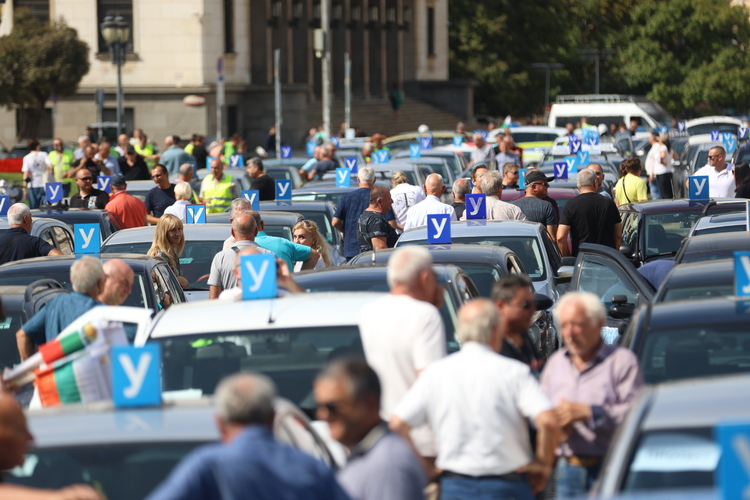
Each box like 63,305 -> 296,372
682,231 -> 750,253
295,263 -> 464,286
685,116 -> 743,127
258,200 -> 334,212
618,198 -> 743,214
102,224 -> 231,245
205,212 -> 303,225
350,244 -> 515,266
646,296 -> 750,330
660,259 -> 733,288
0,253 -> 160,272
398,220 -> 544,243
693,211 -> 746,228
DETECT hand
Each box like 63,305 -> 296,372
554,399 -> 591,428
516,459 -> 553,494
649,174 -> 654,182
55,484 -> 103,500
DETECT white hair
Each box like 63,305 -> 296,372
230,198 -> 252,218
174,182 -> 192,201
70,257 -> 105,294
8,203 -> 30,225
215,372 -> 276,424
577,169 -> 597,189
386,246 -> 433,289
480,171 -> 503,197
554,292 -> 606,327
358,166 -> 375,185
456,299 -> 498,345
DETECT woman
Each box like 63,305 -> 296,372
164,182 -> 193,221
390,171 -> 426,233
292,220 -> 332,271
148,214 -> 189,288
655,133 -> 678,199
735,161 -> 750,199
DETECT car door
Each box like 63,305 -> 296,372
51,225 -> 74,254
155,263 -> 186,304
570,243 -> 654,330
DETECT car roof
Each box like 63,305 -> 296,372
205,212 -> 303,225
30,209 -> 110,220
102,224 -> 230,245
618,198 -> 743,213
661,259 -> 733,288
646,296 -> 750,330
682,231 -> 750,252
693,211 -> 746,229
398,220 -> 543,242
350,244 -> 515,266
392,149 -> 458,158
685,115 -> 742,127
0,217 -> 70,229
0,253 -> 161,272
295,263 -> 464,283
258,200 -> 334,211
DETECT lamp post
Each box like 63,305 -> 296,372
100,15 -> 129,137
531,63 -> 564,110
578,49 -> 616,95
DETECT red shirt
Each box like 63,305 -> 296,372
106,190 -> 147,229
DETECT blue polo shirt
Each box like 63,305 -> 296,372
255,231 -> 312,271
145,184 -> 176,217
22,292 -> 102,345
145,426 -> 351,500
334,188 -> 395,258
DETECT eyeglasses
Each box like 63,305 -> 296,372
300,220 -> 316,228
316,401 -> 344,415
511,300 -> 534,310
78,176 -> 93,181
509,171 -> 520,175
708,155 -> 722,160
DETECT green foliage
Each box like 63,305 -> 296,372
0,9 -> 90,138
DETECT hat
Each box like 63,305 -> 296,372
125,145 -> 136,154
525,170 -> 554,185
111,174 -> 126,186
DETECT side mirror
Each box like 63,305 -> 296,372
620,243 -> 633,257
534,293 -> 554,311
556,256 -> 576,282
609,295 -> 636,319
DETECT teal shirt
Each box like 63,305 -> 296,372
255,231 -> 312,271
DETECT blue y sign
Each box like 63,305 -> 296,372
306,142 -> 316,157
740,126 -> 749,140
410,144 -> 421,158
0,195 -> 8,216
241,254 -> 277,300
276,179 -> 292,200
689,176 -> 709,200
569,136 -> 582,154
186,204 -> 206,224
229,154 -> 244,168
336,168 -> 351,188
554,162 -> 568,180
241,190 -> 260,211
565,156 -> 578,173
577,150 -> 590,166
722,132 -> 737,154
330,136 -> 340,148
453,135 -> 463,146
427,214 -> 451,244
465,194 -> 486,219
74,223 -> 100,254
711,130 -> 720,142
734,251 -> 750,297
519,169 -> 527,189
420,135 -> 433,150
281,146 -> 293,159
344,157 -> 358,173
97,175 -> 112,194
45,182 -> 63,203
375,150 -> 389,163
112,344 -> 161,408
717,422 -> 750,500
677,121 -> 686,132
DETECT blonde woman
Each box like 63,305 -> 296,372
292,220 -> 332,271
163,182 -> 193,221
148,214 -> 189,288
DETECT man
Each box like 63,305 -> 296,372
495,137 -> 521,167
94,139 -> 121,176
357,185 -> 399,252
306,146 -> 338,181
469,132 -> 495,168
160,135 -> 196,175
629,118 -> 639,136
691,145 -> 736,197
73,134 -> 90,161
134,131 -> 159,168
16,257 -> 105,360
176,162 -> 201,203
0,394 -> 102,499
451,178 -> 470,219
511,170 -> 558,240
391,299 -> 559,499
220,133 -> 243,164
492,275 -> 543,373
251,210 -> 320,271
460,171 -> 526,221
98,259 -> 134,306
145,164 -> 177,224
587,164 -> 611,199
470,165 -> 488,194
69,168 -> 110,209
613,157 -> 648,206
315,359 -> 426,500
390,171 -> 426,231
45,138 -> 75,197
114,133 -> 130,156
222,198 -> 253,250
118,145 -> 151,181
186,134 -> 208,170
200,158 -> 239,214
644,131 -> 661,199
145,373 -> 351,500
358,246 -> 446,466
332,167 -> 396,260
247,157 -> 276,200
0,204 -> 62,265
541,292 -> 643,498
66,144 -> 111,179
21,139 -> 47,209
501,162 -> 521,189
557,169 -> 621,257
218,247 -> 305,299
106,174 -> 147,228
300,145 -> 323,178
403,174 -> 457,230
208,212 -> 272,299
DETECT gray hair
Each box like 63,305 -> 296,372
230,198 -> 252,218
554,292 -> 606,327
316,358 -> 381,402
577,169 -> 598,189
215,373 -> 277,425
173,182 -> 192,201
452,178 -> 471,199
178,163 -> 193,176
386,246 -> 433,289
502,162 -> 518,174
70,257 -> 105,294
358,166 -> 375,185
247,157 -> 264,171
245,209 -> 263,228
480,171 -> 503,197
8,203 -> 30,225
456,299 -> 499,345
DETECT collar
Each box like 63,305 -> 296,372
563,340 -> 611,372
109,190 -> 125,198
426,194 -> 441,201
460,341 -> 494,354
256,231 -> 268,237
349,422 -> 388,459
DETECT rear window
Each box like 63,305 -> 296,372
692,224 -> 744,237
661,284 -> 733,302
644,211 -> 704,259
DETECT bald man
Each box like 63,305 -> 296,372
0,394 -> 102,499
98,259 -> 135,306
403,174 -> 457,230
218,247 -> 304,299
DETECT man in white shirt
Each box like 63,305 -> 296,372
403,174 -> 457,230
391,299 -> 559,499
691,145 -> 736,198
469,133 -> 495,167
460,171 -> 527,221
644,132 -> 661,199
358,246 -> 446,463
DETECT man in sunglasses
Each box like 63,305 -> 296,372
511,170 -> 558,243
69,168 -> 110,209
145,164 -> 176,224
690,145 -> 736,198
492,275 -> 543,374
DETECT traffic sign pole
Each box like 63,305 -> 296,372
217,57 -> 224,142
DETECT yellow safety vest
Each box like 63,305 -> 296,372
47,150 -> 75,185
222,142 -> 236,164
135,143 -> 156,167
184,143 -> 195,155
201,174 -> 234,213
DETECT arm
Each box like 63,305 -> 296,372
16,329 -> 36,361
546,225 -> 558,244
371,236 -> 388,250
556,225 -> 571,257
0,484 -> 102,500
48,248 -> 63,257
517,409 -> 559,494
146,214 -> 160,225
98,161 -> 112,176
659,148 -> 667,165
209,285 -> 222,299
613,222 -> 623,250
331,217 -> 343,233
300,249 -> 320,270
276,258 -> 305,293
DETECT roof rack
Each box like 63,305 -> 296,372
555,95 -> 646,104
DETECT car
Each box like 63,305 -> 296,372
684,115 -> 742,137
291,183 -> 390,206
262,163 -> 306,188
121,179 -> 159,201
391,148 -> 467,178
383,132 -> 461,153
673,232 -> 750,265
3,397 -> 337,499
593,374 -> 750,498
0,216 -> 75,254
688,211 -> 747,237
295,264 -> 480,351
258,201 -> 344,265
536,160 -> 618,194
324,161 -> 428,189
30,209 -> 126,244
652,259 -> 733,303
395,220 -> 569,302
618,198 -> 746,267
489,126 -> 568,166
192,167 -> 252,191
206,211 -> 302,241
403,156 -> 456,189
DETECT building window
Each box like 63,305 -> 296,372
13,0 -> 50,22
97,0 -> 133,54
427,7 -> 435,56
224,0 -> 234,53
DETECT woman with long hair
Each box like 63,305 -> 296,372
735,161 -> 750,199
292,219 -> 332,271
148,214 -> 189,288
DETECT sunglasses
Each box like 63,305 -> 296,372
708,155 -> 722,160
78,176 -> 93,181
316,401 -> 343,415
512,300 -> 535,310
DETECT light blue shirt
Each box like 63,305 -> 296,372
96,154 -> 121,175
255,231 -> 312,271
161,146 -> 197,175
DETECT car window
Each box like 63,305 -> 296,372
644,211 -> 702,258
52,226 -> 74,254
293,210 -> 335,245
621,212 -> 639,253
39,229 -> 54,247
0,309 -> 24,368
662,284 -> 733,302
155,264 -> 185,304
577,255 -> 638,307
693,224 -> 744,237
453,265 -> 500,298
264,225 -> 293,241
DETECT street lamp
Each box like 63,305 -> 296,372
100,15 -> 129,136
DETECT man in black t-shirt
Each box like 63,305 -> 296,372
0,204 -> 62,264
69,169 -> 110,209
246,158 -> 276,201
145,164 -> 176,224
118,145 -> 151,180
557,169 -> 622,257
357,185 -> 399,253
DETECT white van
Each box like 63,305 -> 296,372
548,95 -> 673,130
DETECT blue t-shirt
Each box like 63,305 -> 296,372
334,188 -> 395,258
22,292 -> 102,345
145,184 -> 177,217
255,231 -> 312,271
145,426 -> 351,500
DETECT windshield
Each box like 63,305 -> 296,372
639,322 -> 750,384
644,211 -> 704,258
635,101 -> 674,129
687,123 -> 738,137
623,429 -> 717,492
158,326 -> 362,409
5,443 -> 199,500
293,192 -> 347,206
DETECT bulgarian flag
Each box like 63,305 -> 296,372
38,323 -> 98,364
36,350 -> 111,406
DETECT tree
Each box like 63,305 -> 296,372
614,0 -> 750,115
0,9 -> 90,140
